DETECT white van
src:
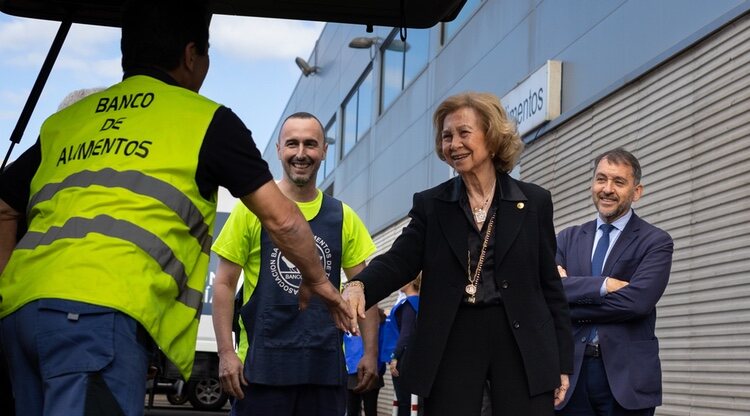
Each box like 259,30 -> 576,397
152,189 -> 235,410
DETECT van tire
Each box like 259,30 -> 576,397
166,391 -> 189,406
187,377 -> 228,411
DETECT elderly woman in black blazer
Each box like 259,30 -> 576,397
342,92 -> 573,415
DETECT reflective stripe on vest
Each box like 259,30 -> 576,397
17,215 -> 203,312
28,168 -> 212,256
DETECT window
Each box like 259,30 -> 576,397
323,116 -> 337,179
442,0 -> 481,44
380,29 -> 430,112
342,68 -> 373,157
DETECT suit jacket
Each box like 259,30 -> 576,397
358,172 -> 573,398
556,212 -> 673,410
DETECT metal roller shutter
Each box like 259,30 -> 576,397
522,12 -> 750,416
363,217 -> 412,415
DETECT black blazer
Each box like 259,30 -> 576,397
359,172 -> 573,397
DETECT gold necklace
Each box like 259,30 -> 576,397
471,181 -> 496,223
465,212 -> 496,303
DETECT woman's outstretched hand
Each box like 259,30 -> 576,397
299,278 -> 354,333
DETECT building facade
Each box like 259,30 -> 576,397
262,1 -> 750,414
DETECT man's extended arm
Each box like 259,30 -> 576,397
239,180 -> 352,332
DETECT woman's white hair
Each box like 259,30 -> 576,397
57,87 -> 106,111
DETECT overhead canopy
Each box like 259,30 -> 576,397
0,0 -> 468,171
0,0 -> 466,28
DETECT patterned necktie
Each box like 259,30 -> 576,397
592,223 -> 615,276
588,223 -> 615,345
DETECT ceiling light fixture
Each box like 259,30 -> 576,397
348,36 -> 409,52
295,57 -> 319,77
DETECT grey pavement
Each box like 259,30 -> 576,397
144,394 -> 229,416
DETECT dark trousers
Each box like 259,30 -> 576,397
423,304 -> 554,416
346,384 -> 380,416
0,344 -> 14,414
231,383 -> 346,416
1,299 -> 150,416
556,356 -> 655,416
392,370 -> 412,416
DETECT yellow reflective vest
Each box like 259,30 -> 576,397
0,75 -> 220,379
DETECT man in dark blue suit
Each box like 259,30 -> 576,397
555,148 -> 673,416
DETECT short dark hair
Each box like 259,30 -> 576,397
279,112 -> 325,142
121,0 -> 210,72
593,147 -> 642,184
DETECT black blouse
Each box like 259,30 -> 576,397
458,176 -> 503,306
